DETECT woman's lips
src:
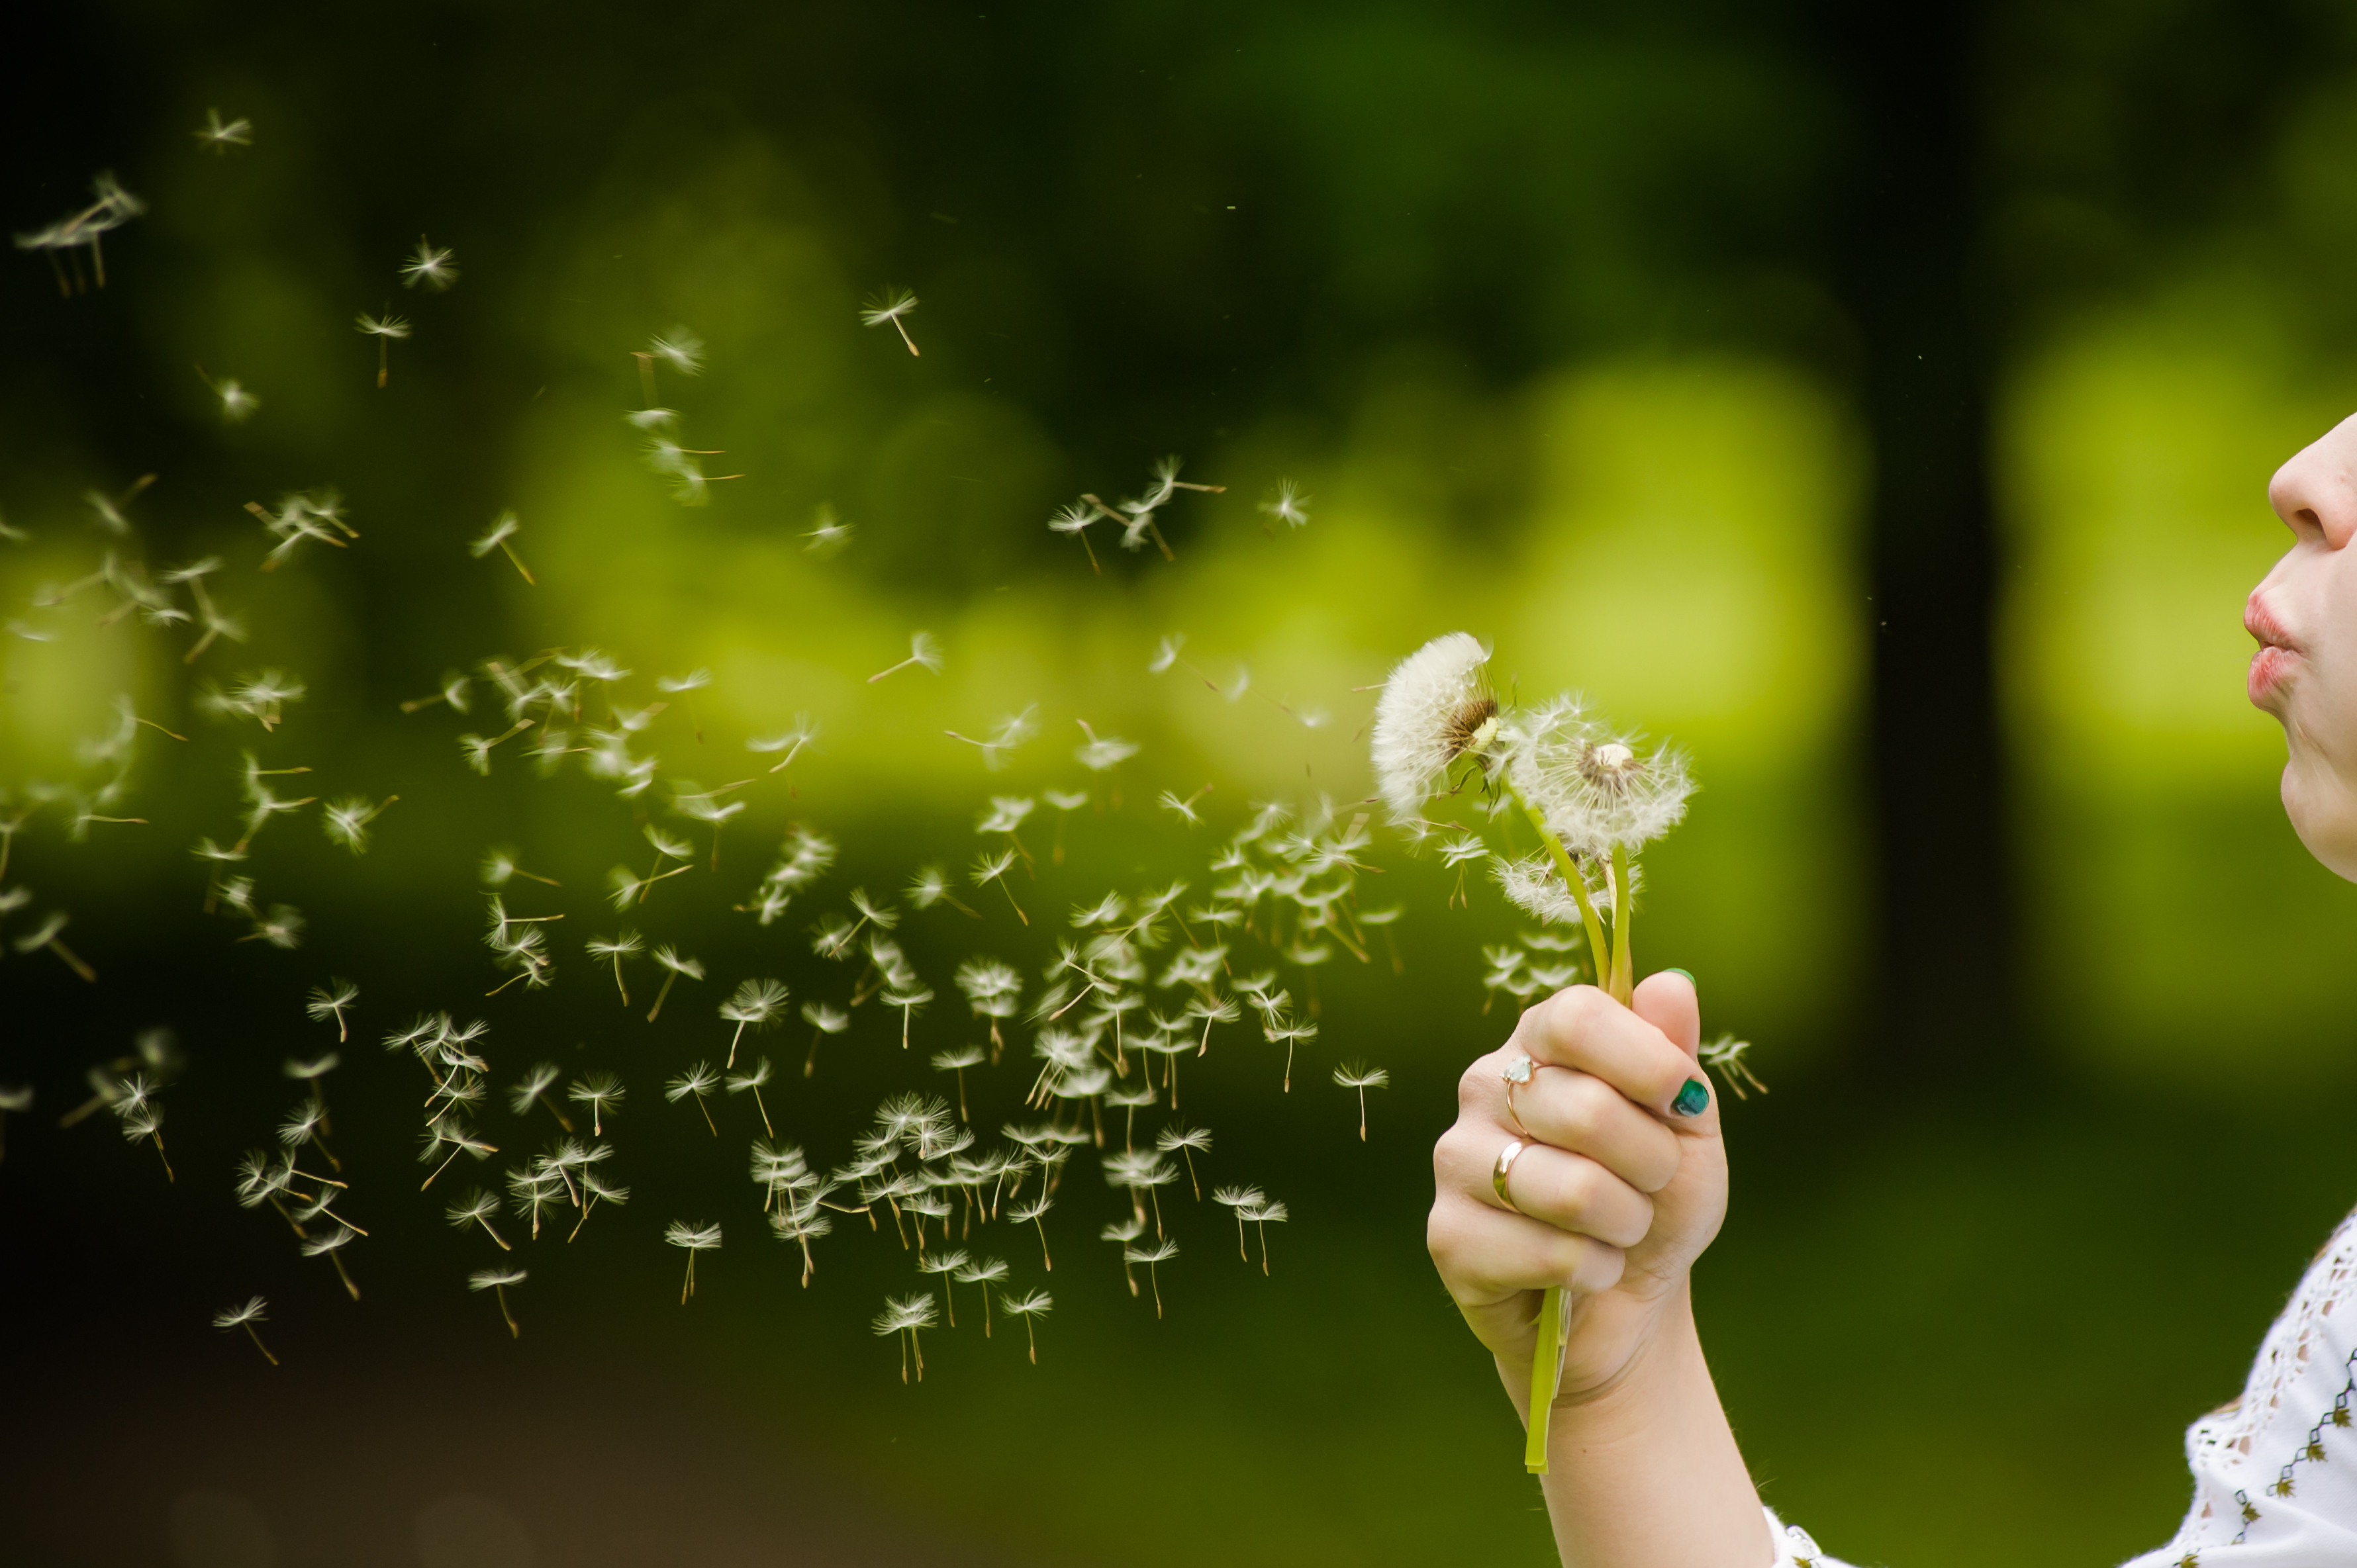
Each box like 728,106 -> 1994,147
2246,597 -> 2302,708
2250,643 -> 2298,706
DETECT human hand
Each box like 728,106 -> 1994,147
1426,971 -> 1725,1410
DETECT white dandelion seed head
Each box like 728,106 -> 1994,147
1369,632 -> 1496,821
1501,703 -> 1695,856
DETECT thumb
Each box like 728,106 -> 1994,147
1631,969 -> 1700,1060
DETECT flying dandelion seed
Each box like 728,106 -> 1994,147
724,1056 -> 777,1138
1700,1033 -> 1767,1098
211,1296 -> 276,1363
16,911 -> 95,980
667,1221 -> 722,1303
355,309 -> 409,387
446,1187 -> 511,1251
718,978 -> 789,1069
1008,1193 -> 1054,1271
953,1256 -> 1010,1336
656,667 -> 712,741
400,236 -> 458,291
800,1001 -> 849,1077
1048,501 -> 1106,573
304,979 -> 359,1042
969,849 -> 1027,925
1073,719 -> 1138,772
469,512 -> 534,584
585,931 -> 642,1005
468,1267 -> 526,1338
1155,1125 -> 1212,1199
301,1224 -> 362,1300
193,109 -> 253,152
569,1169 -> 630,1243
930,1045 -> 986,1122
567,1072 -> 624,1136
859,289 -> 921,355
644,946 -> 704,1022
1213,1184 -> 1263,1262
1126,1236 -> 1180,1318
1241,1197 -> 1287,1275
508,1062 -> 575,1132
665,1063 -> 721,1136
803,504 -> 855,556
1001,1289 -> 1052,1363
873,1291 -> 938,1381
1331,1061 -> 1390,1140
1257,479 -> 1311,532
194,365 -> 260,422
868,631 -> 943,684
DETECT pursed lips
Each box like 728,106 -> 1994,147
2247,595 -> 2303,706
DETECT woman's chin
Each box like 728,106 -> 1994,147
2282,759 -> 2357,882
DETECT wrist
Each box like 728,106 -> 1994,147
1494,1280 -> 1702,1433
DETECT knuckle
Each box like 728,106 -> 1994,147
1457,1058 -> 1490,1111
1554,1073 -> 1611,1144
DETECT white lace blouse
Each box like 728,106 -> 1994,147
1767,1209 -> 2357,1567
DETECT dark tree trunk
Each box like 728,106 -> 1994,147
1823,0 -> 2015,1064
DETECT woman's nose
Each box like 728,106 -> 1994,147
2268,414 -> 2357,542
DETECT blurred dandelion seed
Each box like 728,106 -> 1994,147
859,289 -> 921,355
194,364 -> 260,422
355,309 -> 409,387
873,1291 -> 938,1381
644,946 -> 704,1023
800,1000 -> 849,1077
868,631 -> 943,684
213,1296 -> 276,1363
301,1224 -> 362,1299
193,109 -> 253,152
468,1267 -> 526,1337
469,512 -> 534,584
725,1056 -> 776,1138
718,978 -> 789,1068
803,504 -> 855,556
1258,479 -> 1311,532
400,236 -> 458,291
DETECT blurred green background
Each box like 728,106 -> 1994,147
7,3 -> 2357,1565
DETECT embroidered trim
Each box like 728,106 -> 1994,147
2191,1210 -> 2357,1481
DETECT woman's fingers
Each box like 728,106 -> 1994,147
1428,1189 -> 1628,1305
1510,983 -> 1716,1129
1506,1066 -> 1682,1193
1437,1122 -> 1654,1248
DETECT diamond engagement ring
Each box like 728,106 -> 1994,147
1493,1137 -> 1531,1214
1501,1052 -> 1536,1138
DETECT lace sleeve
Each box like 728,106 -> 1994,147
1762,1506 -> 1853,1567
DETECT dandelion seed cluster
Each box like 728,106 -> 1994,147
0,139 -> 1467,1389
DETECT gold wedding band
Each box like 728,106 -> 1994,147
1493,1138 -> 1529,1214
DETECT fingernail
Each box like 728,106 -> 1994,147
1672,1079 -> 1710,1118
1664,968 -> 1696,990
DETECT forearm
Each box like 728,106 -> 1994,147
1502,1287 -> 1772,1568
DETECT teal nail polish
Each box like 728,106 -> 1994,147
1672,1079 -> 1710,1117
1664,968 -> 1696,989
